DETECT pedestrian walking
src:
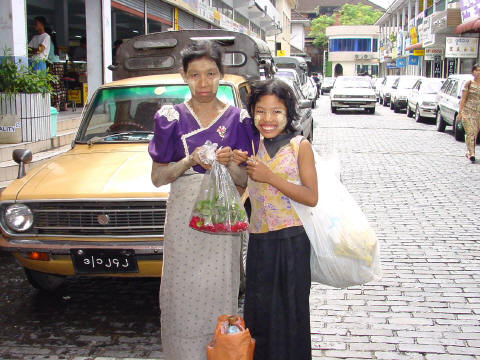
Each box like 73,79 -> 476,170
148,40 -> 258,360
241,79 -> 318,360
458,63 -> 480,163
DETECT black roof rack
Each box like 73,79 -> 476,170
111,30 -> 276,82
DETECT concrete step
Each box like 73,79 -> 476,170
0,128 -> 77,163
0,144 -> 71,184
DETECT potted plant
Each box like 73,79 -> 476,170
0,49 -> 58,142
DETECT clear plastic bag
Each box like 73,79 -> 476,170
291,151 -> 382,288
189,141 -> 249,234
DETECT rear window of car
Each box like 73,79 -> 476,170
275,71 -> 296,80
77,84 -> 236,142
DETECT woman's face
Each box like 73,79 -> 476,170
473,66 -> 480,80
183,57 -> 222,103
253,94 -> 288,139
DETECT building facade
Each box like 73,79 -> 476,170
326,25 -> 380,77
375,0 -> 480,77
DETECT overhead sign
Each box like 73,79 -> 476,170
409,27 -> 418,45
460,0 -> 480,23
413,49 -> 425,56
425,48 -> 444,60
408,55 -> 419,65
445,37 -> 479,58
396,58 -> 406,67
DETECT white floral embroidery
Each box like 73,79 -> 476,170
239,109 -> 250,123
158,105 -> 179,122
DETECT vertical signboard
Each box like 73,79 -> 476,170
434,57 -> 442,78
447,59 -> 456,76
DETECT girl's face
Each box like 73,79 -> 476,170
473,67 -> 480,80
253,94 -> 288,139
182,57 -> 222,103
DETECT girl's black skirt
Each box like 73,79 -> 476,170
244,226 -> 312,360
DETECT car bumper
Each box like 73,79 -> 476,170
419,107 -> 437,118
1,235 -> 164,277
331,100 -> 376,108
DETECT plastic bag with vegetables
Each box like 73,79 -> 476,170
189,141 -> 249,234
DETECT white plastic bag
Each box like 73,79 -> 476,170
291,151 -> 382,288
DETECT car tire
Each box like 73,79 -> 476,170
436,110 -> 446,132
406,104 -> 414,118
415,106 -> 422,123
24,268 -> 65,291
390,100 -> 394,110
311,100 -> 316,109
454,117 -> 465,142
308,121 -> 314,142
320,90 -> 324,95
331,106 -> 336,113
379,97 -> 383,105
369,107 -> 375,114
393,102 -> 400,113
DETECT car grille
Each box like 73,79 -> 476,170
339,95 -> 372,99
28,201 -> 166,236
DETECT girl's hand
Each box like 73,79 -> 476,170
191,147 -> 211,170
246,158 -> 272,183
216,146 -> 233,166
232,150 -> 249,165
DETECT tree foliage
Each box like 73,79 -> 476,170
308,3 -> 383,47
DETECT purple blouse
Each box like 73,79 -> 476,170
148,102 -> 259,174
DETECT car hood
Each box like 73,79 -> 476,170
332,87 -> 375,96
396,88 -> 412,96
8,144 -> 170,201
418,93 -> 437,103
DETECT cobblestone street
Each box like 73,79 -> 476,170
0,95 -> 479,359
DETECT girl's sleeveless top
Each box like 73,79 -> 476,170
248,135 -> 304,234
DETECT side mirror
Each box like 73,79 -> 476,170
12,149 -> 32,179
299,99 -> 312,109
108,64 -> 118,71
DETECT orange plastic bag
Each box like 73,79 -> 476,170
206,315 -> 255,360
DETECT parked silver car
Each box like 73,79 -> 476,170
390,76 -> 423,113
406,77 -> 444,122
436,74 -> 474,141
379,76 -> 399,106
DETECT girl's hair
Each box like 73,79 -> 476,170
472,63 -> 480,72
180,40 -> 224,76
247,79 -> 300,133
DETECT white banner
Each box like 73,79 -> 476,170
445,37 -> 479,58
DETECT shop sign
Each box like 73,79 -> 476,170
396,58 -> 406,67
447,58 -> 456,75
409,27 -> 418,45
445,37 -> 479,58
434,58 -> 442,78
386,63 -> 397,69
425,48 -> 444,60
408,55 -> 419,65
413,49 -> 425,56
277,50 -> 286,56
460,0 -> 480,23
397,31 -> 404,55
420,16 -> 435,46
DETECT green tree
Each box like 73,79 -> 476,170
308,3 -> 383,47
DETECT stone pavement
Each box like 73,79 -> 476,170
0,97 -> 479,360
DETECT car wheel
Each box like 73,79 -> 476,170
331,106 -> 336,113
436,110 -> 446,132
24,268 -> 65,291
379,97 -> 383,105
383,97 -> 388,107
311,100 -> 316,109
369,107 -> 375,114
390,100 -> 394,110
406,104 -> 414,118
454,117 -> 465,142
321,90 -> 324,95
415,106 -> 422,123
393,102 -> 400,113
308,121 -> 314,142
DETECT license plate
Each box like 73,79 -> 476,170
70,249 -> 139,274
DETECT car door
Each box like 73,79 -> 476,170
445,80 -> 459,123
437,79 -> 451,123
410,80 -> 421,110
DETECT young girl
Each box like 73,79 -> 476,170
242,79 -> 318,360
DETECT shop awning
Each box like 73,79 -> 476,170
405,42 -> 424,51
455,19 -> 480,34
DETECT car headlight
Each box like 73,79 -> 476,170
5,204 -> 34,232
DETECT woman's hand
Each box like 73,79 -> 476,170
216,146 -> 233,166
233,150 -> 249,165
246,157 -> 273,184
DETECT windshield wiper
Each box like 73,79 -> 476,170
86,131 -> 153,146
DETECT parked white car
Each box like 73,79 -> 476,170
379,76 -> 399,106
390,76 -> 423,113
436,74 -> 474,141
330,76 -> 376,114
321,77 -> 335,94
373,78 -> 384,101
304,76 -> 319,108
406,77 -> 445,121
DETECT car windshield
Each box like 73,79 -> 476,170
77,84 -> 236,143
398,78 -> 419,89
422,81 -> 443,94
385,78 -> 397,86
335,78 -> 372,88
275,71 -> 296,80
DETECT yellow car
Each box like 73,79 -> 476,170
0,30 -> 275,291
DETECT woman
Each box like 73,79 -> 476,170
459,63 -> 480,163
148,41 -> 257,359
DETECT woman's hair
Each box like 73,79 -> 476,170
247,79 -> 300,133
180,40 -> 224,76
34,16 -> 47,27
472,63 -> 480,72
